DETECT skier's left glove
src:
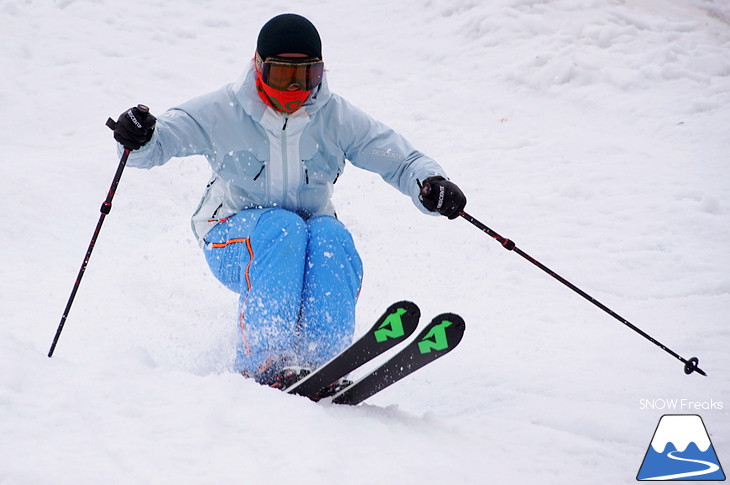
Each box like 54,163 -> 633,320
418,176 -> 467,219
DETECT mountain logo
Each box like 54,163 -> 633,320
637,414 -> 725,481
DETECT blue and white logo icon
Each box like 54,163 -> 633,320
637,414 -> 725,481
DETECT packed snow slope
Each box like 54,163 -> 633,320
1,0 -> 729,484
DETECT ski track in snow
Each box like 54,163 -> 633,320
1,0 -> 729,484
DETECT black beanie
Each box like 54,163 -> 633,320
257,13 -> 322,60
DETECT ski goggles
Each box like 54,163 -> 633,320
256,54 -> 324,91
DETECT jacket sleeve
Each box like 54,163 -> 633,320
119,95 -> 217,169
332,96 -> 447,214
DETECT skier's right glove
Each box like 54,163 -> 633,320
112,105 -> 156,150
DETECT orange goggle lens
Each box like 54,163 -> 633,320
261,57 -> 324,91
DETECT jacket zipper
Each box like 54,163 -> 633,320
281,114 -> 288,205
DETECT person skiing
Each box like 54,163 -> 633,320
111,13 -> 466,390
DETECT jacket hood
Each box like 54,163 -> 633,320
231,60 -> 333,121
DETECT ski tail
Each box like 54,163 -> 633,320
331,312 -> 466,406
286,300 -> 421,399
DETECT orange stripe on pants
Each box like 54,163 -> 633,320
239,238 -> 254,356
213,237 -> 255,356
210,238 -> 248,248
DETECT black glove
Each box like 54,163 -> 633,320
112,105 -> 156,150
418,176 -> 467,219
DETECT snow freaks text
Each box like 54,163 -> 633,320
639,399 -> 724,411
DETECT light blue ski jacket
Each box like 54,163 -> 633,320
124,62 -> 447,244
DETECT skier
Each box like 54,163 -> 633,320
111,13 -> 466,389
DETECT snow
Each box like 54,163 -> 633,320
1,0 -> 729,483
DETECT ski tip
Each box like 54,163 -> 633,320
387,300 -> 420,319
415,312 -> 466,355
430,312 -> 466,330
371,301 -> 421,342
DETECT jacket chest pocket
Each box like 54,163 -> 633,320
300,135 -> 345,185
217,145 -> 269,186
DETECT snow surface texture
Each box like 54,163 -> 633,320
1,0 -> 728,484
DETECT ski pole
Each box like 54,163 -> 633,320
47,108 -> 144,357
459,211 -> 706,377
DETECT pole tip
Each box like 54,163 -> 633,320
684,357 -> 707,376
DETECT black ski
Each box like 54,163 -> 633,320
286,300 -> 421,399
330,312 -> 465,406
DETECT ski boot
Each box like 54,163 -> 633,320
251,356 -> 312,391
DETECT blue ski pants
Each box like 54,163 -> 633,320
202,208 -> 363,374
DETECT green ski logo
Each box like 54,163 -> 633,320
418,320 -> 453,354
374,307 -> 407,342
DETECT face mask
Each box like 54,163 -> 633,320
255,74 -> 312,113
